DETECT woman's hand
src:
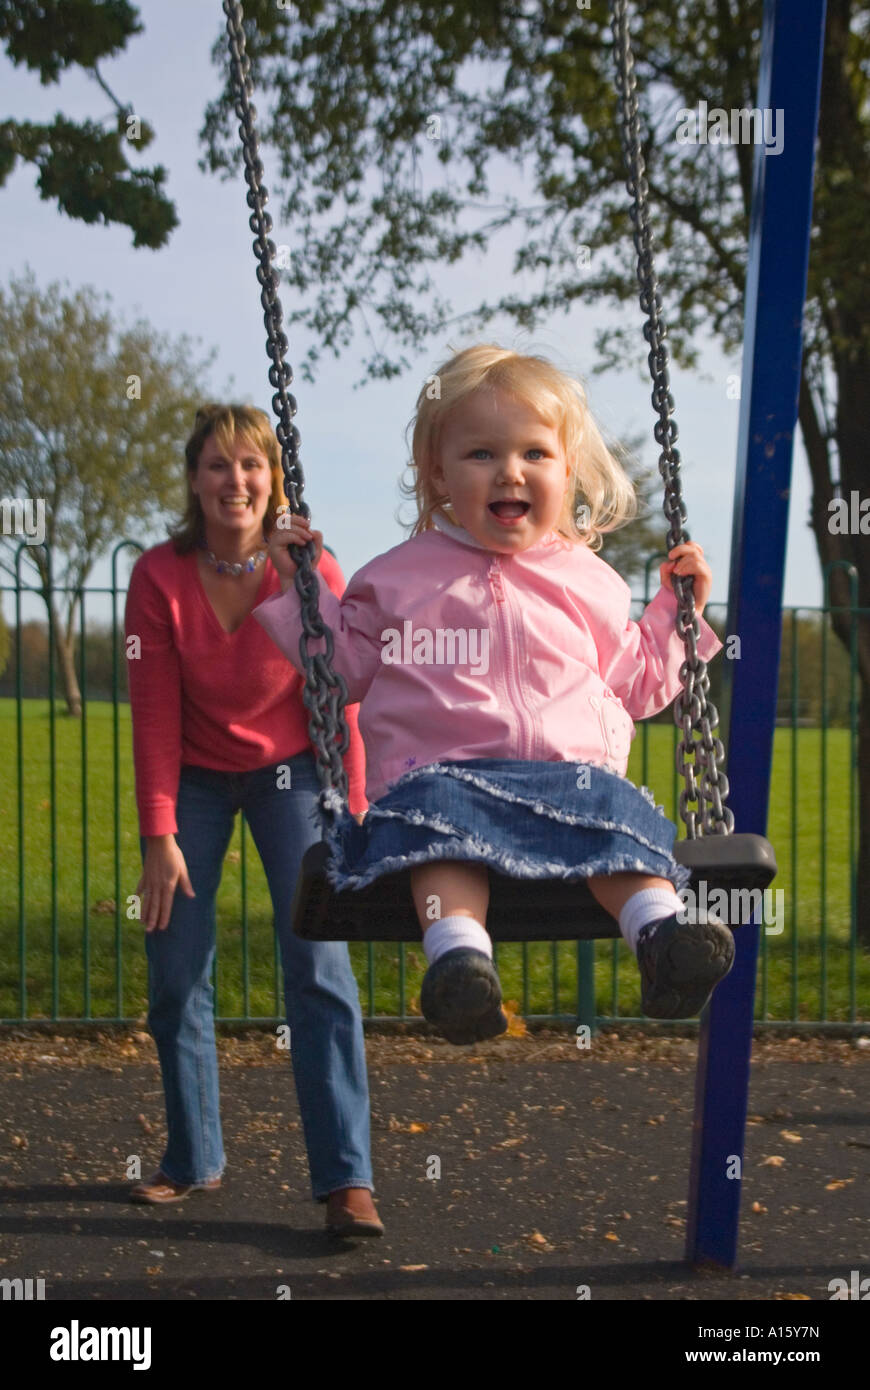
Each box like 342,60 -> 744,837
268,507 -> 324,590
136,835 -> 196,933
660,542 -> 712,615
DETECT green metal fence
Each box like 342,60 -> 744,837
0,540 -> 866,1029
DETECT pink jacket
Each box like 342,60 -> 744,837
253,513 -> 723,805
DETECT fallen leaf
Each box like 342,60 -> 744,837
780,1130 -> 802,1143
399,1264 -> 428,1272
145,1267 -> 161,1275
604,1232 -> 619,1242
137,1114 -> 153,1134
751,1201 -> 768,1214
407,1123 -> 429,1133
502,1000 -> 527,1038
773,1292 -> 810,1300
760,1155 -> 785,1166
825,1179 -> 854,1190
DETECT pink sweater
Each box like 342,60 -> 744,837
254,512 -> 724,805
125,540 -> 368,836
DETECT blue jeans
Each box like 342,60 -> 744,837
140,751 -> 374,1200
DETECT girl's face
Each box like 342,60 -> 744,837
432,388 -> 571,553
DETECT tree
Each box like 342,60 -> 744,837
0,0 -> 177,246
0,269 -> 216,715
200,0 -> 870,943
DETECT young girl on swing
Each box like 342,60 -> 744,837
254,345 -> 734,1044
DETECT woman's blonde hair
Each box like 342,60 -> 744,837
401,344 -> 637,549
168,403 -> 288,553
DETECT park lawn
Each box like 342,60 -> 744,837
0,699 -> 865,1024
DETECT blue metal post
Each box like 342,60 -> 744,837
685,0 -> 827,1269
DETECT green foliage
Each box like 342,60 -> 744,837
201,0 -> 774,386
0,0 -> 177,246
0,269 -> 223,712
0,0 -> 141,78
0,268 -> 217,588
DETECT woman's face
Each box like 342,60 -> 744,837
432,388 -> 571,553
191,432 -> 274,539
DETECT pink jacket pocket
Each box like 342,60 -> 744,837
589,693 -> 634,763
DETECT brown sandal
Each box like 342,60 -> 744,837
130,1169 -> 222,1204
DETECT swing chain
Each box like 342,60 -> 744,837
610,0 -> 733,838
223,0 -> 350,806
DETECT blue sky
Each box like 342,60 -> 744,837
0,0 -> 823,623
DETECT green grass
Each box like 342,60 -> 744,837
0,699 -> 866,1023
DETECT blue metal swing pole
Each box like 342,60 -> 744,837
685,0 -> 827,1269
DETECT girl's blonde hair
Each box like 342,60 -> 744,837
401,344 -> 637,549
168,403 -> 287,553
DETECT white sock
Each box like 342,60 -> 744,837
618,887 -> 683,955
422,914 -> 493,965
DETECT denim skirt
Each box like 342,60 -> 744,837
320,759 -> 691,894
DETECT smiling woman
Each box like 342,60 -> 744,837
122,402 -> 383,1237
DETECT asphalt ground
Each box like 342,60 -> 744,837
1,1028 -> 868,1303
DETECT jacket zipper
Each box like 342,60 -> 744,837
488,557 -> 534,758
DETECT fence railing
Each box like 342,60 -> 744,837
0,541 -> 866,1029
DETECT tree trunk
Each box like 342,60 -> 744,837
798,366 -> 870,950
48,596 -> 82,718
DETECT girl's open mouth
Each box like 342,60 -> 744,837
488,500 -> 530,523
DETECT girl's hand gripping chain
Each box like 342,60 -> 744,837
268,506 -> 324,591
267,507 -> 364,824
659,542 -> 713,616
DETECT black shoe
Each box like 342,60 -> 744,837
420,948 -> 508,1045
636,912 -> 735,1019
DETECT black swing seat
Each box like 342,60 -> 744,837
291,833 -> 777,943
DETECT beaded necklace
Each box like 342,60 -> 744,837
198,538 -> 268,577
